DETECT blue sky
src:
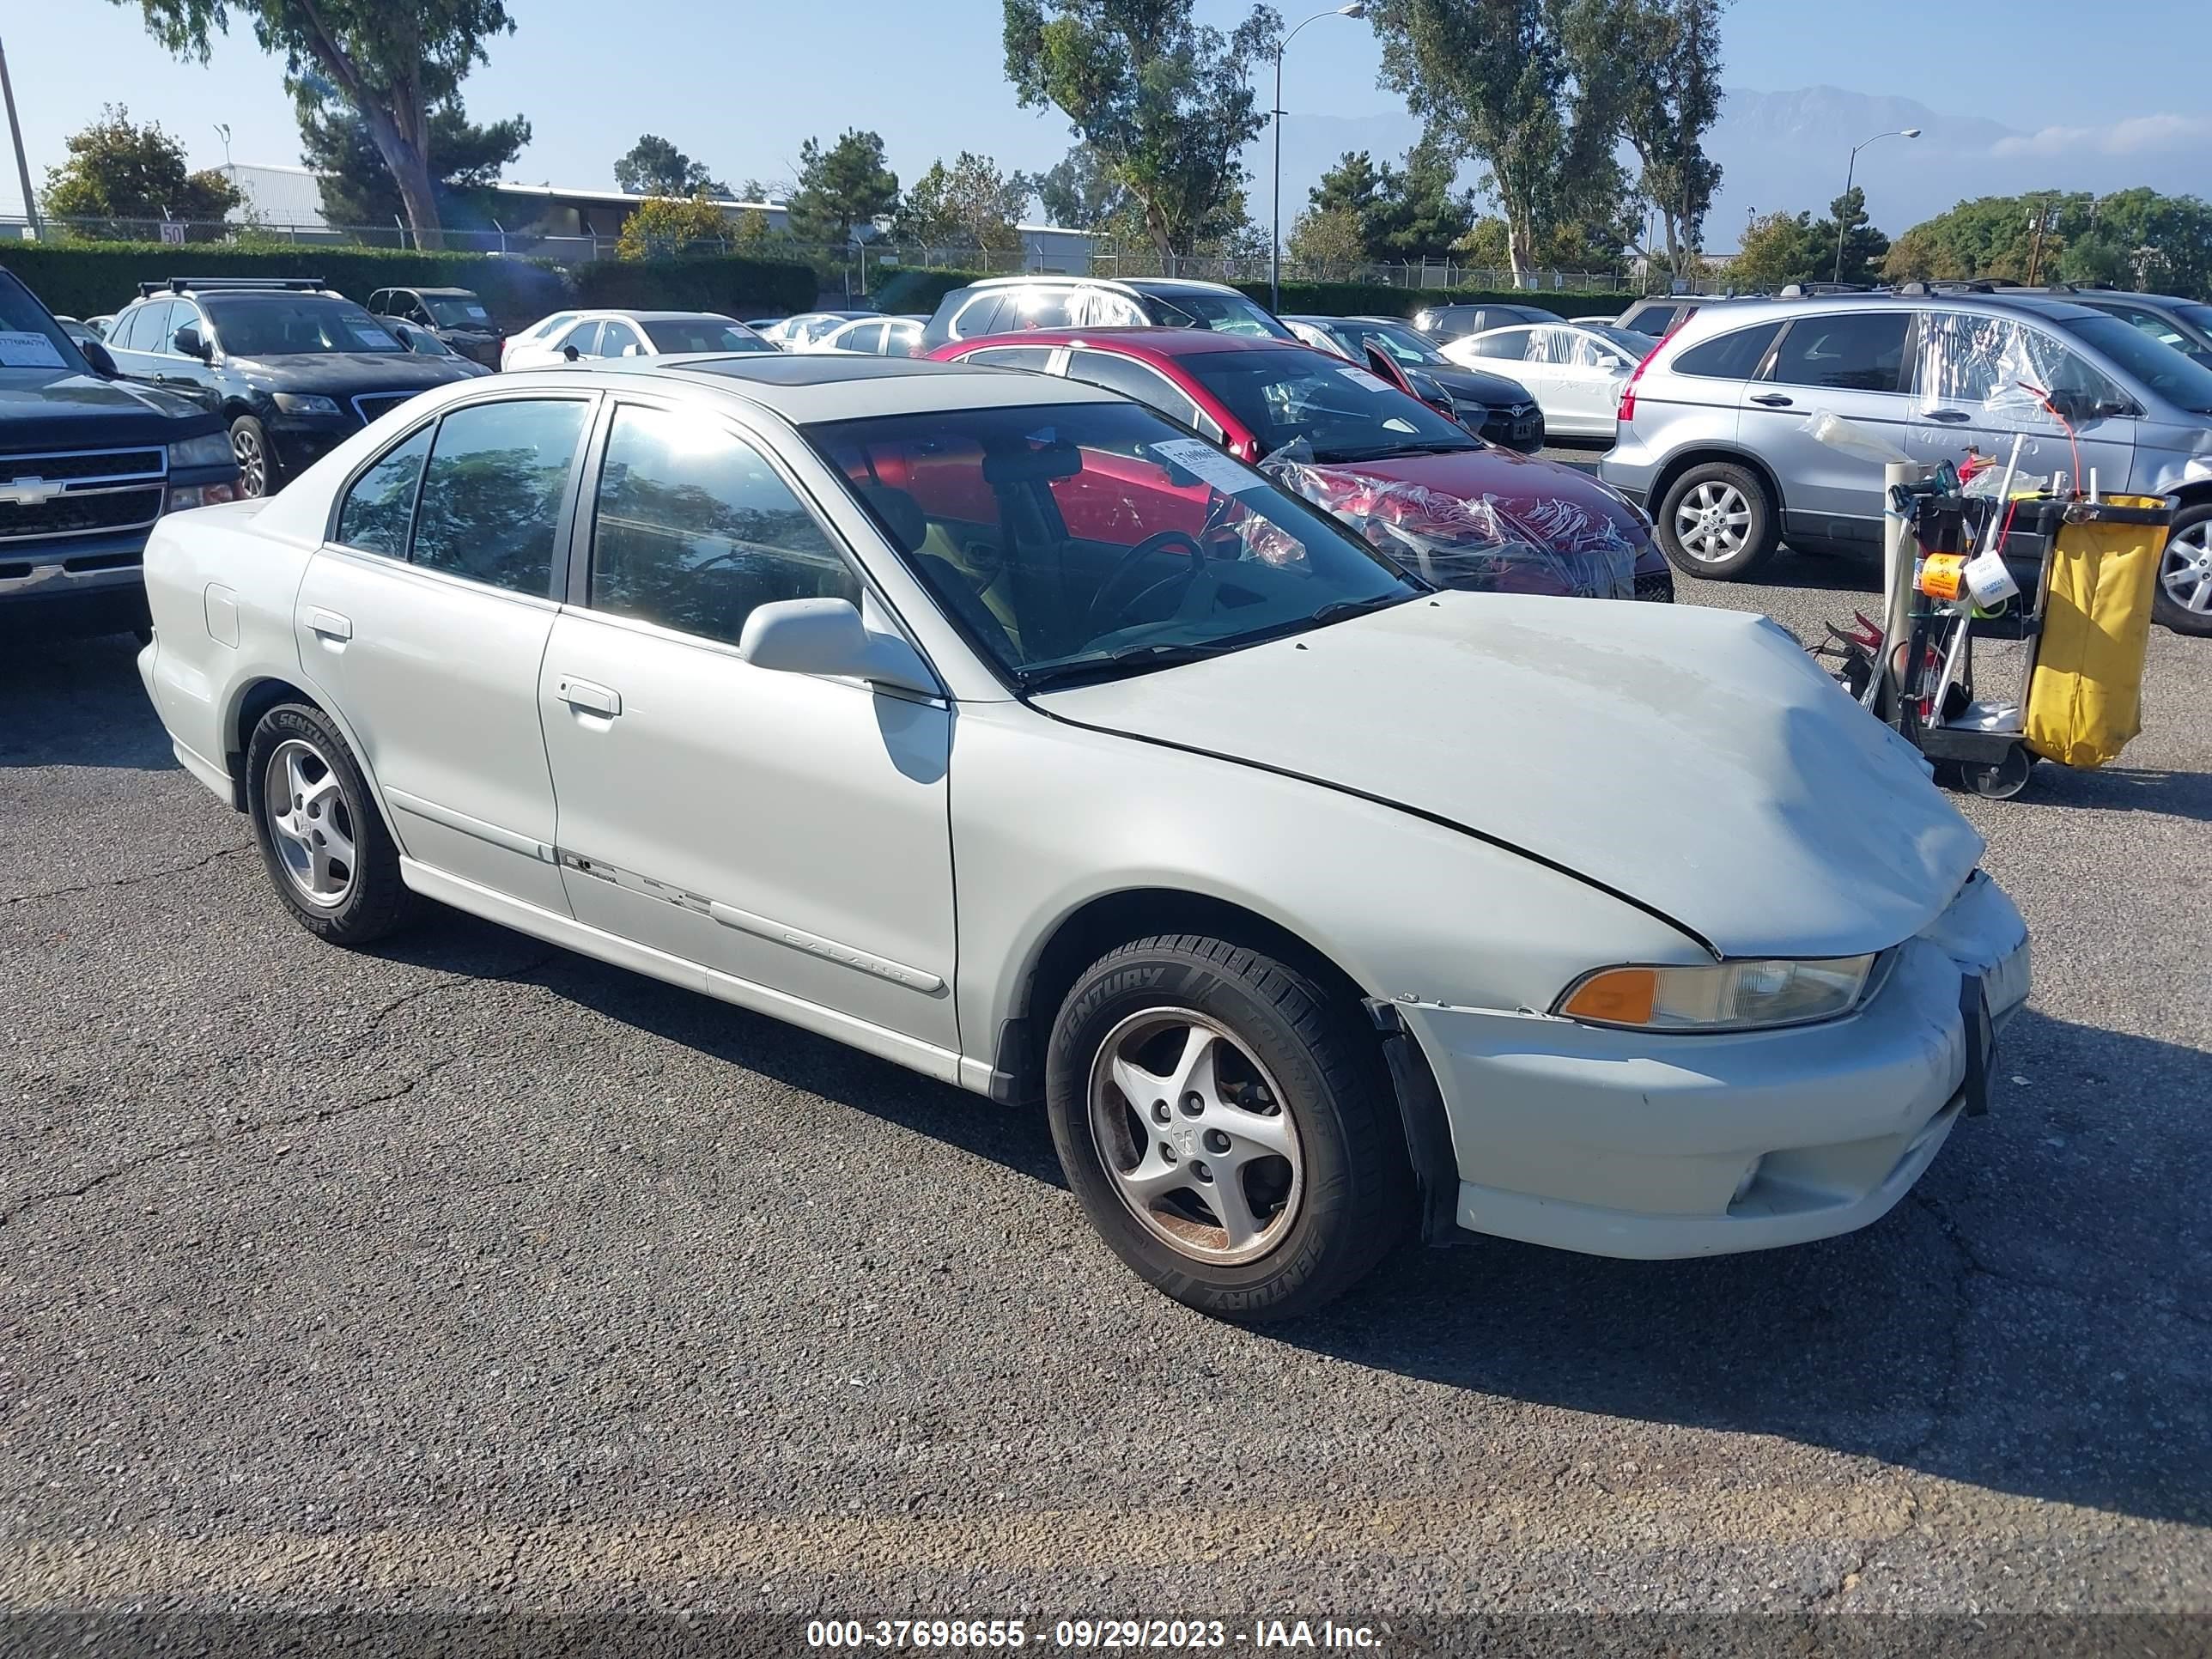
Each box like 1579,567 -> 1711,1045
7,0 -> 2209,240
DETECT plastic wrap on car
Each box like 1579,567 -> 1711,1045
1259,441 -> 1638,599
1916,313 -> 2075,428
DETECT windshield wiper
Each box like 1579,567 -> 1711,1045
1310,592 -> 1422,624
1018,640 -> 1238,691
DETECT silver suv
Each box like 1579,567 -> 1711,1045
1599,290 -> 2212,634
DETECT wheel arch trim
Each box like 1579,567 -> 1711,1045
226,673 -> 410,851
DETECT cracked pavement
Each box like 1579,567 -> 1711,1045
2,563 -> 2208,1638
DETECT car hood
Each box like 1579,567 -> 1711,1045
1322,446 -> 1644,542
0,368 -> 222,447
1419,364 -> 1536,409
226,353 -> 476,394
1032,593 -> 1983,959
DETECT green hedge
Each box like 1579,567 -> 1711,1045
0,241 -> 817,329
1232,280 -> 1629,319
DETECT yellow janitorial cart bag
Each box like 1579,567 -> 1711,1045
2024,495 -> 2169,769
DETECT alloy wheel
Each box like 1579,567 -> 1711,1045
2163,522 -> 2212,619
262,738 -> 357,908
232,425 -> 268,497
1086,1010 -> 1304,1267
1673,480 -> 1752,564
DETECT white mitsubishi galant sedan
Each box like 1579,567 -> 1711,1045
136,355 -> 2030,1320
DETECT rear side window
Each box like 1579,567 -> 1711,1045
1770,313 -> 1910,392
335,427 -> 431,556
1621,304 -> 1678,337
1673,321 -> 1783,380
963,344 -> 1054,371
951,295 -> 1006,338
410,399 -> 590,596
587,404 -> 858,646
1466,328 -> 1532,362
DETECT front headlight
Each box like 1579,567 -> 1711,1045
167,430 -> 234,468
1556,955 -> 1879,1033
1592,478 -> 1654,532
272,392 -> 343,416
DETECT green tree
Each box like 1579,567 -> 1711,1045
1726,208 -> 1820,292
1455,215 -> 1511,268
613,135 -> 726,198
615,192 -> 732,260
1035,145 -> 1127,228
1004,0 -> 1281,259
111,0 -> 514,246
1285,204 -> 1367,273
41,105 -> 241,227
896,152 -> 1033,250
1882,190 -> 2212,298
1309,151 -> 1389,230
1620,0 -> 1725,273
1811,185 -> 1889,287
786,130 -> 900,246
294,76 -> 527,230
1367,137 -> 1477,262
1371,0 -> 1626,286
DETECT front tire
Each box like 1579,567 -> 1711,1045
229,414 -> 276,498
1045,935 -> 1413,1321
1656,461 -> 1779,580
2154,503 -> 2212,635
245,702 -> 419,945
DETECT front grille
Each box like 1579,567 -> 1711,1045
1634,568 -> 1676,603
352,392 -> 419,427
0,445 -> 168,545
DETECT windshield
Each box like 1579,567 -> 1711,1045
1334,320 -> 1446,367
1590,325 -> 1657,360
1142,290 -> 1294,339
1179,348 -> 1479,464
206,296 -> 406,356
805,400 -> 1423,689
643,318 -> 770,353
0,271 -> 86,374
424,296 -> 491,327
2062,313 -> 2212,415
2178,304 -> 2212,338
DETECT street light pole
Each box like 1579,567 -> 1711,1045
1833,126 -> 1919,285
1272,2 -> 1365,313
0,33 -> 40,241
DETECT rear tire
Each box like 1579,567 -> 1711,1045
245,702 -> 419,946
1045,934 -> 1413,1322
2154,503 -> 2212,635
1656,461 -> 1779,580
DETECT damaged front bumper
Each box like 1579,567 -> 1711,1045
1408,871 -> 2030,1260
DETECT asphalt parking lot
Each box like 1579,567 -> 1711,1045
3,531 -> 2209,1638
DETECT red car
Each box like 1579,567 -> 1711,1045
927,327 -> 1673,602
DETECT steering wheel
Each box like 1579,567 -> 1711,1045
1085,529 -> 1208,632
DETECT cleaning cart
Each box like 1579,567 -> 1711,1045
1846,478 -> 2169,799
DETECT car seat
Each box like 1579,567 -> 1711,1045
857,483 -> 1022,657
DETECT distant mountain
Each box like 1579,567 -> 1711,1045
1254,85 -> 2212,256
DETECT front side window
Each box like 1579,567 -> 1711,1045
201,295 -> 407,356
425,296 -> 491,327
1335,322 -> 1444,368
1771,312 -> 1910,392
559,320 -> 604,357
1139,289 -> 1292,339
410,399 -> 589,596
334,426 -> 432,556
588,404 -> 858,646
598,321 -> 643,358
1466,328 -> 1531,362
884,322 -> 922,359
836,321 -> 889,354
130,301 -> 177,356
951,295 -> 1006,339
1063,349 -> 1206,429
2057,313 -> 2212,415
808,401 -> 1423,689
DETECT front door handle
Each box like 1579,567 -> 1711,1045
307,606 -> 352,641
1922,408 -> 1972,423
1749,392 -> 1794,407
556,676 -> 621,718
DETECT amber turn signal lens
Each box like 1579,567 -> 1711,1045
1561,968 -> 1656,1026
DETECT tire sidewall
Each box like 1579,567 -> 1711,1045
229,414 -> 276,498
244,703 -> 397,943
2154,504 -> 2212,636
1044,944 -> 1379,1318
1656,462 -> 1776,580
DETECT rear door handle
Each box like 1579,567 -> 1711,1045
556,676 -> 621,718
1749,392 -> 1794,407
307,607 -> 352,641
1923,408 -> 1972,423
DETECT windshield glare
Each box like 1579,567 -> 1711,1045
643,318 -> 769,353
806,401 -> 1421,686
2062,313 -> 2212,414
1180,348 -> 1477,463
208,297 -> 405,356
1145,291 -> 1293,339
0,273 -> 83,371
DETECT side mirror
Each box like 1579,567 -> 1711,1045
735,598 -> 938,696
172,325 -> 209,362
79,339 -> 119,379
622,343 -> 644,357
392,323 -> 417,349
562,343 -> 580,362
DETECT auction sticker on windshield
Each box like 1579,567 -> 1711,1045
0,331 -> 66,368
1151,438 -> 1262,495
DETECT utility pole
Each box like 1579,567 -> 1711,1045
2026,199 -> 2054,286
0,33 -> 41,240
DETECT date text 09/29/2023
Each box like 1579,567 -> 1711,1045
805,1618 -> 1383,1649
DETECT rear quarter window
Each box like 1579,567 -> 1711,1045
1672,321 -> 1783,380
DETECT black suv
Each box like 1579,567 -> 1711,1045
366,285 -> 502,366
0,264 -> 239,638
918,276 -> 1296,353
102,277 -> 476,496
1409,301 -> 1560,343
